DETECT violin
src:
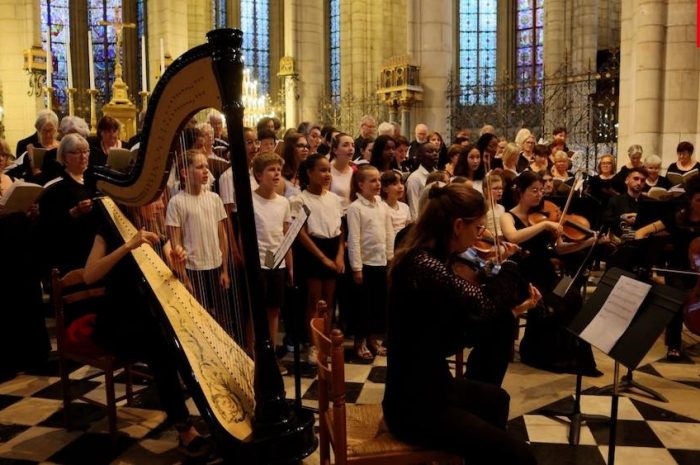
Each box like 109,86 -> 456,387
528,199 -> 596,242
683,237 -> 700,335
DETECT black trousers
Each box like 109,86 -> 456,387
465,313 -> 515,386
351,265 -> 387,340
385,378 -> 536,465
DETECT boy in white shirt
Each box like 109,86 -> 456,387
251,152 -> 293,373
166,149 -> 230,323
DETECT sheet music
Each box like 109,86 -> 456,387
579,275 -> 651,353
264,204 -> 310,269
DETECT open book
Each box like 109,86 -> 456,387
0,180 -> 43,216
646,185 -> 685,201
107,148 -> 136,173
29,147 -> 47,168
666,169 -> 698,187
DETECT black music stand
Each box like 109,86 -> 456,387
568,267 -> 685,465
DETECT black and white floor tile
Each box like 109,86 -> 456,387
2,334 -> 700,464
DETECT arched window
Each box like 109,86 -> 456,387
457,0 -> 497,105
241,0 -> 270,95
88,0 -> 121,108
329,0 -> 341,105
41,0 -> 70,114
516,0 -> 544,104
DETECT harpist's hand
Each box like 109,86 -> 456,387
126,229 -> 159,250
69,199 -> 93,218
219,270 -> 230,289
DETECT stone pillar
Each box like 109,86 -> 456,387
187,0 -> 211,49
617,0 -> 667,163
147,0 -> 188,89
571,0 -> 598,75
282,0 -> 297,128
659,1 -> 699,162
291,0 -> 325,126
400,105 -> 410,138
406,0 -> 453,136
0,0 -> 42,150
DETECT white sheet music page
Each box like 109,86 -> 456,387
579,275 -> 651,353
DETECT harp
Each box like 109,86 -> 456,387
91,29 -> 316,463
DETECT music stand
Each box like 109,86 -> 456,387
568,267 -> 685,465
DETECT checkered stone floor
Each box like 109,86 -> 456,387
2,337 -> 700,464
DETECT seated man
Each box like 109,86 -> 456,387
604,166 -> 647,238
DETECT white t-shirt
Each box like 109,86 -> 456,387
165,190 -> 228,270
219,167 -> 258,210
294,190 -> 343,239
382,200 -> 412,234
330,163 -> 354,213
252,191 -> 292,269
405,165 -> 432,219
347,195 -> 394,271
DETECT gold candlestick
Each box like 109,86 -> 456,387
139,90 -> 149,113
45,87 -> 54,111
67,88 -> 76,116
87,88 -> 98,135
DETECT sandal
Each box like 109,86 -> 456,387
369,343 -> 387,357
355,344 -> 375,363
667,348 -> 682,362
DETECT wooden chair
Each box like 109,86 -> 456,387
310,301 -> 462,465
52,268 -> 146,444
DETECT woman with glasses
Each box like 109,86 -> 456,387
500,171 -> 602,375
383,182 -> 538,465
279,132 -> 310,197
38,134 -> 97,274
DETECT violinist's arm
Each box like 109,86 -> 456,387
555,236 -> 597,255
500,212 -> 556,244
635,220 -> 665,239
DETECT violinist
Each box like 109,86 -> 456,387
634,176 -> 700,361
500,171 -> 602,375
483,173 -> 505,234
383,183 -> 537,465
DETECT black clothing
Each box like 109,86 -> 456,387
0,213 -> 50,380
587,175 -> 619,207
505,212 -> 597,374
604,192 -> 642,237
516,153 -> 531,173
383,248 -> 533,464
643,176 -> 673,192
667,161 -> 700,175
90,220 -> 189,423
15,132 -> 40,159
38,172 -> 97,274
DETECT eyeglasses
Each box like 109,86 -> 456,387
527,188 -> 545,194
476,224 -> 486,235
296,144 -> 310,149
67,149 -> 90,156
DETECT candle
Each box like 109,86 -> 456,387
66,45 -> 73,88
140,35 -> 147,91
46,30 -> 52,90
159,38 -> 165,76
87,30 -> 95,89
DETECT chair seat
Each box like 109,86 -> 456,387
345,404 -> 429,457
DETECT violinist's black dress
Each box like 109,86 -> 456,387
506,212 -> 598,374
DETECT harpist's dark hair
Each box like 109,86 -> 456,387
392,183 -> 487,269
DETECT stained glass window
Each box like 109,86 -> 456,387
516,0 -> 544,104
41,0 -> 70,114
458,0 -> 497,105
88,0 -> 121,109
213,0 -> 227,29
241,0 -> 270,95
329,0 -> 340,104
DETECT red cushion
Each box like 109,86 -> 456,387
62,314 -> 108,357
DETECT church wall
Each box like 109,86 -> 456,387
147,0 -> 189,91
188,0 -> 212,49
0,0 -> 42,151
406,0 -> 452,137
618,0 -> 700,167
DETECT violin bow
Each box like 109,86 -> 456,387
483,151 -> 502,263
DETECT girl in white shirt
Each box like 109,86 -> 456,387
295,154 -> 345,365
347,165 -> 394,361
380,170 -> 412,235
329,133 -> 355,213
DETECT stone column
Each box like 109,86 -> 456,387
617,0 -> 667,162
282,0 -> 297,128
291,0 -> 325,126
0,0 -> 42,149
400,104 -> 410,138
406,0 -> 453,136
571,0 -> 598,75
147,0 -> 188,89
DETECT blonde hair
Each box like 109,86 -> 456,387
552,150 -> 569,162
501,143 -> 520,167
514,128 -> 532,148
